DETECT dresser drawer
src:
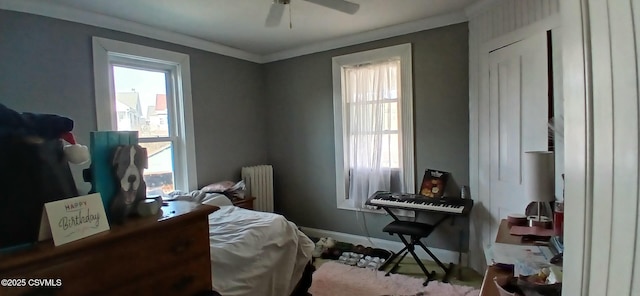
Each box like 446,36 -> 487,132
106,255 -> 212,296
1,217 -> 210,296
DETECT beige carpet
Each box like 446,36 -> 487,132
313,256 -> 483,289
309,261 -> 480,296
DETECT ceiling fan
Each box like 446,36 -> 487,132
265,0 -> 360,27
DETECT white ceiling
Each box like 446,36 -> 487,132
1,0 -> 481,62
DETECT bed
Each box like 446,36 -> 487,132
169,191 -> 315,296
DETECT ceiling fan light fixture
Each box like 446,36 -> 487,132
304,0 -> 359,14
265,0 -> 360,28
265,1 -> 287,27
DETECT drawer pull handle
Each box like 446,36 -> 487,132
171,275 -> 195,291
172,239 -> 192,254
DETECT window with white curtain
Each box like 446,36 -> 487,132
332,44 -> 414,211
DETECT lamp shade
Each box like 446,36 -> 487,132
523,151 -> 555,202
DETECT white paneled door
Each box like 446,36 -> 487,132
487,32 -> 549,241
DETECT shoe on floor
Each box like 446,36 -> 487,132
312,237 -> 337,258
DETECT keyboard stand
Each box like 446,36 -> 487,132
378,207 -> 454,285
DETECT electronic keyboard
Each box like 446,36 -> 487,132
365,191 -> 473,216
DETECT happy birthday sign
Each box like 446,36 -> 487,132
41,193 -> 110,246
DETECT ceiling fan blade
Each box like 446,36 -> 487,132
265,3 -> 285,27
304,0 -> 360,14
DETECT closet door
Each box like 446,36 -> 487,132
487,31 -> 549,241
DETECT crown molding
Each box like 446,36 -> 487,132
464,0 -> 501,18
261,11 -> 468,63
0,0 -> 263,63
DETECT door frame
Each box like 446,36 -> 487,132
469,15 -> 561,272
560,0 -> 591,294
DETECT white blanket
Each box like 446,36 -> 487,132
207,205 -> 314,296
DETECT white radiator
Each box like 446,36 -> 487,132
241,165 -> 274,212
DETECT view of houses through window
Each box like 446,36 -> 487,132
112,66 -> 175,195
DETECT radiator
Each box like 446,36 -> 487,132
241,165 -> 274,212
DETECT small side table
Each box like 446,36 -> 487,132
232,196 -> 256,210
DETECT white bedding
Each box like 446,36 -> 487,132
207,205 -> 314,296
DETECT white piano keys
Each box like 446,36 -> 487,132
368,198 -> 465,214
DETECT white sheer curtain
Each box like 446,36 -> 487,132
344,59 -> 404,209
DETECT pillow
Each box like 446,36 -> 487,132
201,193 -> 233,207
201,181 -> 236,193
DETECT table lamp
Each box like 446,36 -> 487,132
523,151 -> 555,227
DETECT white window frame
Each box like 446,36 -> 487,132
332,43 -> 415,211
92,37 -> 197,192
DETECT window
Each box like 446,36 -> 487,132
92,37 -> 197,194
332,44 -> 415,210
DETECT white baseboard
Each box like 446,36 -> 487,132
300,226 -> 469,268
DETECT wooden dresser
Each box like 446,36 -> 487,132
0,201 -> 218,296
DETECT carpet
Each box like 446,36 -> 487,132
309,261 -> 480,296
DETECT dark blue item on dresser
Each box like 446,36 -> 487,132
0,137 -> 78,251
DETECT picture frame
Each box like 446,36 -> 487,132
419,169 -> 450,198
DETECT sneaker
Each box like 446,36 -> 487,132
357,258 -> 369,268
346,258 -> 358,266
338,255 -> 348,264
366,261 -> 379,269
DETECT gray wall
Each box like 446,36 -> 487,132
0,9 -> 470,252
264,23 -> 470,251
0,10 -> 268,193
